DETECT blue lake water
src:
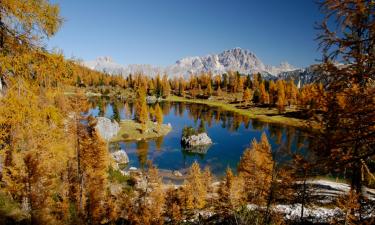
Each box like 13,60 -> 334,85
88,99 -> 311,177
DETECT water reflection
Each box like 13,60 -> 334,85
87,97 -> 313,176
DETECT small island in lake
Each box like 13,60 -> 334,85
111,119 -> 172,142
181,121 -> 212,154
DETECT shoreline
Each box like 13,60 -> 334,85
164,95 -> 316,130
73,88 -> 316,130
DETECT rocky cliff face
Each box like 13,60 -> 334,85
94,117 -> 120,141
83,48 -> 298,78
277,64 -> 321,86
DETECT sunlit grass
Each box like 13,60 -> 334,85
111,119 -> 172,142
165,95 -> 313,129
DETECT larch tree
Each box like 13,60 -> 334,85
164,187 -> 183,223
259,82 -> 269,105
0,0 -> 62,51
0,78 -> 71,224
206,81 -> 213,96
217,167 -> 245,218
286,80 -> 298,106
154,103 -> 163,132
80,117 -> 111,224
134,87 -> 148,132
129,162 -> 165,225
242,87 -> 252,105
313,0 -> 375,221
237,133 -> 274,205
183,162 -> 207,210
276,80 -> 286,113
216,84 -> 222,96
161,74 -> 170,98
65,91 -> 89,215
269,80 -> 277,105
178,77 -> 186,96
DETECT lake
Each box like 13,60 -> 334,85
88,98 -> 313,177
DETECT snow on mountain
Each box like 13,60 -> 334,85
82,48 -> 300,78
266,62 -> 298,76
83,56 -> 124,74
277,64 -> 321,86
83,56 -> 163,77
166,48 -> 269,77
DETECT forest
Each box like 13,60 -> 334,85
0,0 -> 374,225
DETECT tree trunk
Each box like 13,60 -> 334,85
0,14 -> 4,49
350,161 -> 362,221
264,163 -> 277,224
75,114 -> 83,213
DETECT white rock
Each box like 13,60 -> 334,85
173,170 -> 183,177
146,96 -> 157,104
95,117 -> 119,141
111,150 -> 129,164
129,167 -> 137,171
181,132 -> 212,147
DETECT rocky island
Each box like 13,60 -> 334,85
181,126 -> 212,154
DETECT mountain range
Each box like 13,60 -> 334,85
82,48 -> 319,84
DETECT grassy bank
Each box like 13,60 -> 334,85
165,95 -> 314,129
111,119 -> 172,142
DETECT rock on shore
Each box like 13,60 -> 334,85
95,117 -> 120,141
111,150 -> 129,164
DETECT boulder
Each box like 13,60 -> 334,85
173,170 -> 183,177
95,117 -> 120,141
146,96 -> 157,104
181,132 -> 212,147
111,150 -> 129,164
109,183 -> 123,196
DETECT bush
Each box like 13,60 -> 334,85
108,167 -> 131,184
0,191 -> 28,223
182,126 -> 198,138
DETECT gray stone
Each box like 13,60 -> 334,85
109,183 -> 123,196
181,132 -> 212,147
95,117 -> 120,141
111,150 -> 129,164
173,170 -> 183,177
146,96 -> 157,104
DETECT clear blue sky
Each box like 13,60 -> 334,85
48,0 -> 322,67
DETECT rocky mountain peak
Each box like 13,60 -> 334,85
97,56 -> 114,63
83,48 -> 299,78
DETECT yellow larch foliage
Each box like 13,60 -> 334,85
183,162 -> 207,210
0,78 -> 72,223
237,132 -> 274,205
154,103 -> 163,131
242,87 -> 252,104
